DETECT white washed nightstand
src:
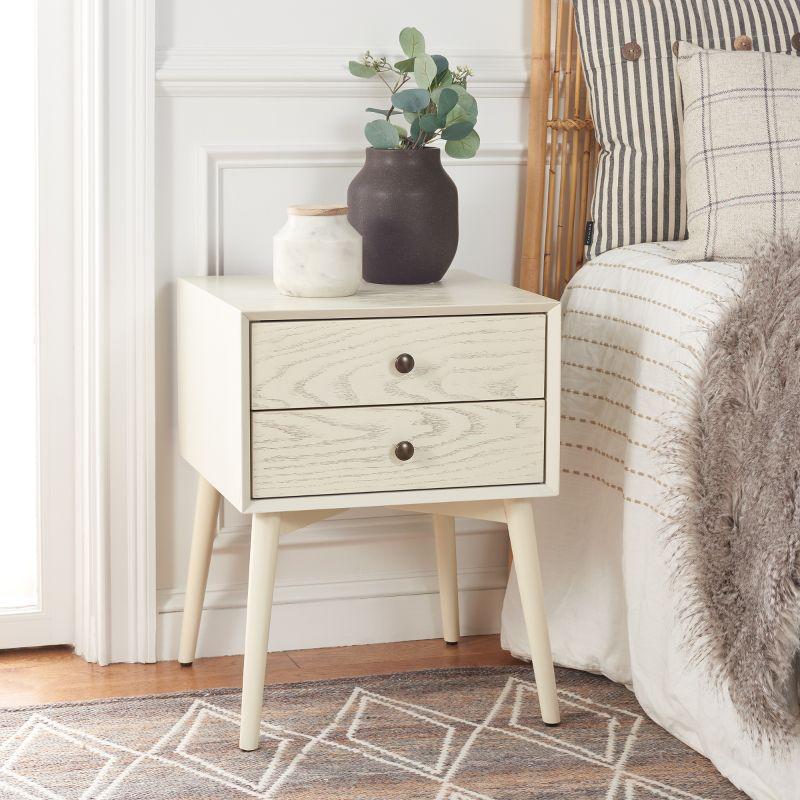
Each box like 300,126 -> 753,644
176,270 -> 561,750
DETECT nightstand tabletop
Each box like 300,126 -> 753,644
180,269 -> 557,320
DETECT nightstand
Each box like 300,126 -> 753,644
176,270 -> 561,750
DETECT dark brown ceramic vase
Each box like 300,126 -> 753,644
347,147 -> 458,284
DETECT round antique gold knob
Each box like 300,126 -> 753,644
394,353 -> 415,374
395,441 -> 415,461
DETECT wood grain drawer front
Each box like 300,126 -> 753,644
251,400 -> 544,498
250,314 -> 546,410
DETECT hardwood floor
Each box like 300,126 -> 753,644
0,635 -> 518,708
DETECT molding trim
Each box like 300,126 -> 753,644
124,0 -> 157,664
73,0 -> 156,665
197,143 -> 527,276
157,47 -> 529,98
74,0 -> 110,667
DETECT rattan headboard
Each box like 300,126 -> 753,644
519,0 -> 599,298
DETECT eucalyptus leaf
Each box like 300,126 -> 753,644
432,54 -> 449,75
394,58 -> 415,73
410,116 -> 421,141
458,91 -> 478,117
349,61 -> 376,79
446,92 -> 478,126
414,54 -> 438,89
364,119 -> 400,149
445,129 -> 480,158
391,87 -> 431,112
441,121 -> 475,140
399,27 -> 425,58
436,70 -> 454,88
392,124 -> 408,139
419,113 -> 445,133
435,87 -> 459,117
365,107 -> 400,116
403,111 -> 418,125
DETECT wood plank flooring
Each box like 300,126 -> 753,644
0,635 -> 518,708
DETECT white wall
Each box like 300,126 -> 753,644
154,0 -> 532,659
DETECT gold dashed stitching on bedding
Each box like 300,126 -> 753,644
563,442 -> 670,488
625,242 -> 746,274
561,468 -> 666,517
562,386 -> 665,425
563,284 -> 707,325
563,361 -> 679,403
563,336 -> 688,379
588,261 -> 724,299
562,414 -> 657,452
563,308 -> 700,358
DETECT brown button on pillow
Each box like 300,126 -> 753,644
572,0 -> 800,260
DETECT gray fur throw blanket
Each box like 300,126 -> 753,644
668,234 -> 800,747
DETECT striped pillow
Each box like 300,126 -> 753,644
572,1 -> 800,260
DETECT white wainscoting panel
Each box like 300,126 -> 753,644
200,144 -> 527,283
155,0 -> 531,660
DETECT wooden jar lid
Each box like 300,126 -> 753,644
288,204 -> 348,217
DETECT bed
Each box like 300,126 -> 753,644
502,3 -> 800,798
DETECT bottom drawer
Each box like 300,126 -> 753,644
251,400 -> 545,499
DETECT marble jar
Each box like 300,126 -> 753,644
273,205 -> 362,297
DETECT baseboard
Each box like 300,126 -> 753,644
157,511 -> 509,660
157,565 -> 508,660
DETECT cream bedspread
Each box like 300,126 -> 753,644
501,242 -> 800,799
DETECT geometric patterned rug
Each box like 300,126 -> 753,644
0,666 -> 747,799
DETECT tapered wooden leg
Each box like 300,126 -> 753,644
504,498 -> 560,725
239,513 -> 282,751
433,515 -> 460,645
178,475 -> 222,666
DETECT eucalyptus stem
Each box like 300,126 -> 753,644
376,71 -> 394,91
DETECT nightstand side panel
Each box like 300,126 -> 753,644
544,305 -> 561,495
178,280 -> 249,510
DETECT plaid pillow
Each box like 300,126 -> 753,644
573,0 -> 800,260
675,42 -> 800,261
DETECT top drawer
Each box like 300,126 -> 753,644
250,314 -> 546,410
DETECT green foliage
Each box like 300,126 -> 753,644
445,130 -> 480,158
414,54 -> 438,88
441,121 -> 475,141
399,27 -> 425,58
391,88 -> 431,112
435,88 -> 459,117
420,113 -> 445,133
364,119 -> 400,149
347,28 -> 480,157
445,92 -> 478,127
349,61 -> 376,79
